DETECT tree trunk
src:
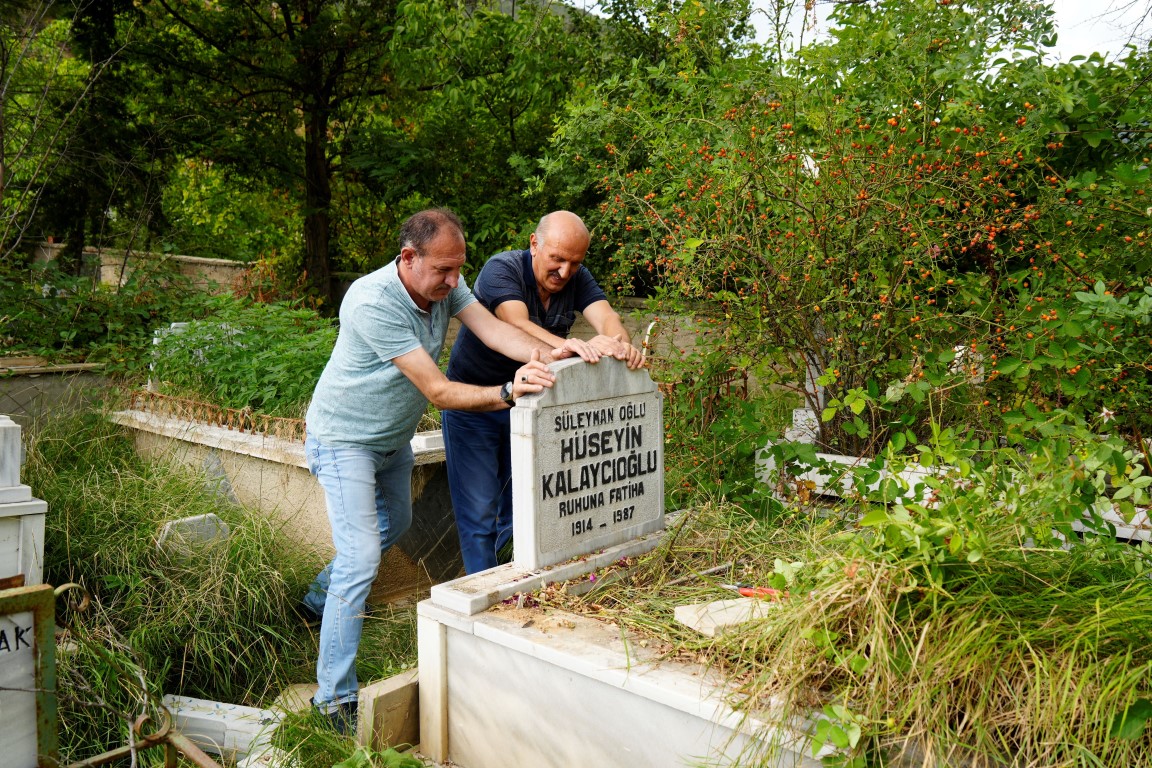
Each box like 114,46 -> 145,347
303,107 -> 334,307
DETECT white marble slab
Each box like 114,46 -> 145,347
418,600 -> 826,768
757,439 -> 936,503
0,485 -> 31,504
675,597 -> 779,638
156,512 -> 230,551
0,499 -> 46,585
162,694 -> 279,760
109,410 -> 446,468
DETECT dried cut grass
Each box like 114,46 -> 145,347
550,500 -> 1152,767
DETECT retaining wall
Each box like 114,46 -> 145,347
110,410 -> 462,603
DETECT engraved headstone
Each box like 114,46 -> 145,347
0,584 -> 57,766
0,608 -> 37,759
510,358 -> 664,571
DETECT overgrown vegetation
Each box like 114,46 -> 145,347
551,416 -> 1152,766
555,0 -> 1151,455
25,411 -> 417,763
148,295 -> 337,418
0,259 -> 210,370
6,0 -> 1152,764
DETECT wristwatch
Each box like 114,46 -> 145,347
499,381 -> 516,407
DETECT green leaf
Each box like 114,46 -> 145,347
995,357 -> 1022,375
1110,699 -> 1152,741
1083,129 -> 1110,148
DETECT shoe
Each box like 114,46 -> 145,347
311,696 -> 358,736
296,599 -> 323,629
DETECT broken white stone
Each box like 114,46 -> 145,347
674,598 -> 778,638
156,513 -> 230,551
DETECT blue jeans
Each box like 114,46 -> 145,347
442,408 -> 513,574
303,434 -> 414,710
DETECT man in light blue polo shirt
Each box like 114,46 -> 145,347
302,208 -> 596,733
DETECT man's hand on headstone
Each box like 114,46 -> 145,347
554,336 -> 603,363
589,334 -> 646,370
513,349 -> 557,399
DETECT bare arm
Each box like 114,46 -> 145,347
493,300 -> 603,362
391,345 -> 554,411
458,302 -> 600,363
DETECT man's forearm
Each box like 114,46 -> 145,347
491,325 -> 555,363
426,380 -> 509,412
460,304 -> 556,364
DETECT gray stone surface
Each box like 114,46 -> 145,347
0,608 -> 37,764
0,415 -> 21,488
510,357 -> 664,571
156,512 -> 231,551
0,369 -> 110,429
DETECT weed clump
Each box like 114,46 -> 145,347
552,492 -> 1152,767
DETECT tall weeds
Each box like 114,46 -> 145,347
556,496 -> 1152,767
25,411 -> 322,761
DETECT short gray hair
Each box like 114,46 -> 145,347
399,208 -> 464,252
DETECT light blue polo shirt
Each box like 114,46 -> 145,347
305,258 -> 477,452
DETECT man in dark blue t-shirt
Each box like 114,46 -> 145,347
444,210 -> 644,573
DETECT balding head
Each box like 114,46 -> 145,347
529,211 -> 591,298
535,211 -> 590,251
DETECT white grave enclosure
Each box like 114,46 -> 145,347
510,357 -> 665,570
0,416 -> 46,585
420,360 -> 823,768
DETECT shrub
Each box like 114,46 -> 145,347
149,295 -> 337,418
547,0 -> 1152,454
0,258 -> 209,373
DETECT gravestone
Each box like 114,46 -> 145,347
510,358 -> 664,571
0,584 -> 58,766
0,604 -> 39,760
0,416 -> 46,586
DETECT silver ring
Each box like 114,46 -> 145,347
521,376 -> 528,382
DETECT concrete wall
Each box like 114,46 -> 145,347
110,410 -> 463,603
0,360 -> 110,430
34,243 -> 248,295
97,249 -> 248,295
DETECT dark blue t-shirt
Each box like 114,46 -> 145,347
446,249 -> 607,386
